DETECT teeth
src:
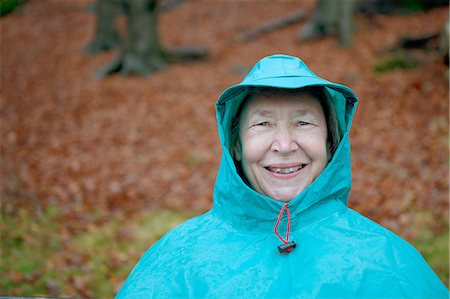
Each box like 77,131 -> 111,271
268,166 -> 302,174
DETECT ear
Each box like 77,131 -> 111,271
233,141 -> 242,161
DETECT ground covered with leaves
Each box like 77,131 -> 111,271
1,0 -> 448,297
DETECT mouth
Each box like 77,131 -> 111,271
265,164 -> 305,175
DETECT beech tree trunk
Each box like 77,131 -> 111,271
299,0 -> 354,47
85,0 -> 121,54
90,0 -> 208,77
97,0 -> 165,77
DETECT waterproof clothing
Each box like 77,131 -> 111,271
116,54 -> 448,298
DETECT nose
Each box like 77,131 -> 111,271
270,127 -> 299,154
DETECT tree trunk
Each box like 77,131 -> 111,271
338,0 -> 353,47
299,0 -> 354,47
85,0 -> 121,54
97,0 -> 165,77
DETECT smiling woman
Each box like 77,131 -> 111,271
115,54 -> 448,298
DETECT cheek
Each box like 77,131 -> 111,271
241,134 -> 270,164
313,137 -> 328,164
297,131 -> 328,160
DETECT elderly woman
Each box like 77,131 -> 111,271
116,54 -> 448,298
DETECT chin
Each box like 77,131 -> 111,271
272,196 -> 291,202
270,190 -> 302,202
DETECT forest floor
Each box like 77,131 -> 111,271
1,0 -> 449,297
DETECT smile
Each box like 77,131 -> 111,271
266,165 -> 305,174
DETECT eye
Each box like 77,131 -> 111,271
297,121 -> 310,126
250,121 -> 271,131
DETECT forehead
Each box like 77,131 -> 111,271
241,92 -> 324,119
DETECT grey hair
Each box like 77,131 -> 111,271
230,86 -> 341,162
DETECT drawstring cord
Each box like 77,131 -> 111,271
274,203 -> 291,243
274,203 -> 296,254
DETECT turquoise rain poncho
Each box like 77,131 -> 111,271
116,54 -> 448,298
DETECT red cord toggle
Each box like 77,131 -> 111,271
274,203 -> 296,254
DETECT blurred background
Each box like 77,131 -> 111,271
1,0 -> 448,297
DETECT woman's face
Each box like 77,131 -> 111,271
236,93 -> 328,202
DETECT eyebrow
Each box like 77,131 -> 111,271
248,110 -> 273,118
248,108 -> 314,118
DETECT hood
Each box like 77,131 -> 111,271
212,54 -> 358,232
